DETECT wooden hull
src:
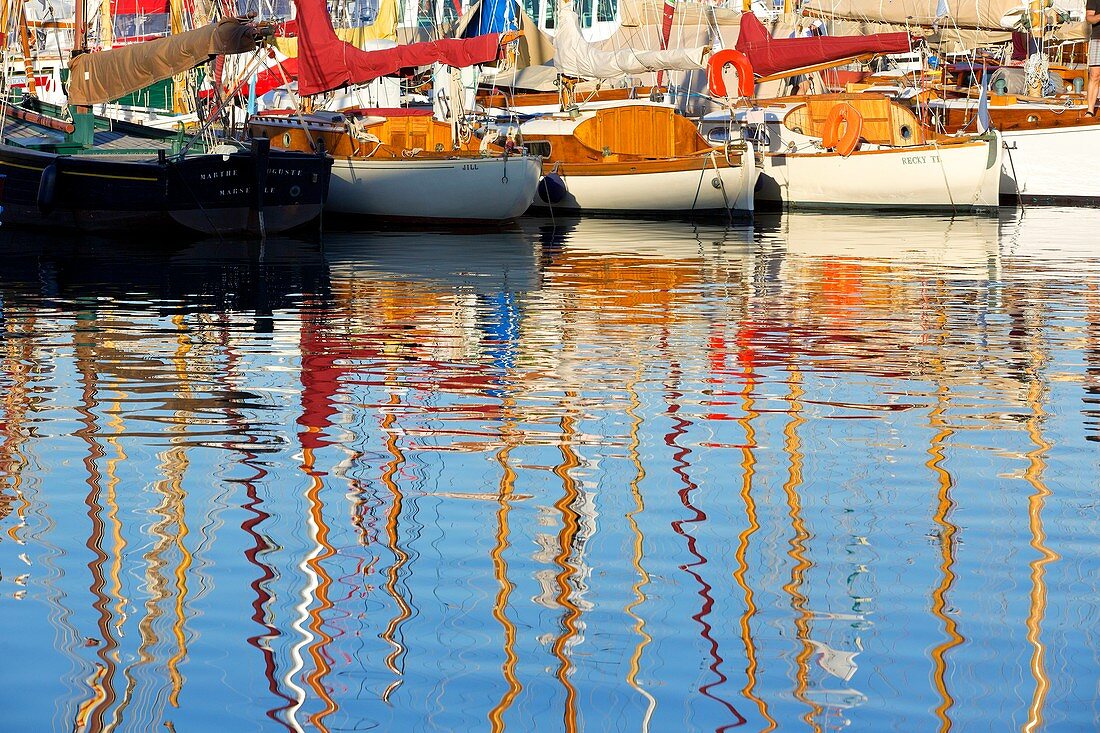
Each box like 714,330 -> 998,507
758,136 -> 1002,210
521,103 -> 756,215
0,141 -> 331,237
326,155 -> 541,222
530,152 -> 756,216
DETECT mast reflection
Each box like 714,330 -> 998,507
665,357 -> 747,730
779,366 -> 823,732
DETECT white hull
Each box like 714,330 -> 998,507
533,151 -> 756,215
999,124 -> 1100,203
326,154 -> 541,221
759,135 -> 1002,210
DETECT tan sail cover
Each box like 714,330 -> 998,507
1052,20 -> 1089,39
802,0 -> 1025,29
68,19 -> 259,105
815,16 -> 1010,49
555,2 -> 707,79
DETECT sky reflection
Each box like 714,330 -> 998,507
0,209 -> 1098,732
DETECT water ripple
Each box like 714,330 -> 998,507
1,210 -> 1099,731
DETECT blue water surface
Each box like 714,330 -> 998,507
0,209 -> 1098,732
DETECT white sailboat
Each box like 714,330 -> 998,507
693,12 -> 1002,211
918,95 -> 1100,205
251,0 -> 541,222
801,0 -> 1100,204
522,102 -> 756,216
701,94 -> 1002,211
251,110 -> 540,221
516,2 -> 756,217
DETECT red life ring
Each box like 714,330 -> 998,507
821,102 -> 863,157
707,49 -> 755,99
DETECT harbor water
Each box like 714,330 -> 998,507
0,208 -> 1098,731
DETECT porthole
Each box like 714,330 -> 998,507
525,140 -> 552,158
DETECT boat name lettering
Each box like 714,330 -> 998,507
901,155 -> 940,165
268,168 -> 302,177
462,163 -> 479,170
201,170 -> 240,180
215,186 -> 290,196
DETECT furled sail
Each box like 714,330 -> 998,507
294,0 -> 506,96
68,18 -> 262,105
801,0 -> 1027,30
736,12 -> 912,76
454,0 -> 554,68
273,0 -> 399,58
553,2 -> 707,80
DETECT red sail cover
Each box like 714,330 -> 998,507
294,0 -> 504,96
734,13 -> 911,77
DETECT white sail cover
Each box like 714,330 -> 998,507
553,2 -> 707,79
802,0 -> 1027,29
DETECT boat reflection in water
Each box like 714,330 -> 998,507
0,210 -> 1098,732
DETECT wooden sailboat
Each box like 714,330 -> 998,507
702,93 -> 1003,211
250,108 -> 539,221
801,0 -> 1100,204
523,102 -> 756,216
698,14 -> 1001,211
0,17 -> 332,236
518,2 -> 756,217
247,0 -> 541,223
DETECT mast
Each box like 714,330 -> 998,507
17,0 -> 38,97
170,0 -> 188,113
70,0 -> 94,148
98,0 -> 112,48
74,0 -> 87,52
657,0 -> 674,86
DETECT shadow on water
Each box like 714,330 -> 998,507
320,224 -> 543,295
0,228 -> 331,330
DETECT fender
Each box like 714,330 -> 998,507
536,172 -> 567,204
821,102 -> 863,157
37,163 -> 58,216
707,49 -> 755,99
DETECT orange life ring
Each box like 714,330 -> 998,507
707,49 -> 755,99
821,102 -> 863,157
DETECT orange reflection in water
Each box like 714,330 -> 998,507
550,406 -> 583,733
488,407 -> 522,732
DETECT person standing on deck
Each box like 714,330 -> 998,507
1088,0 -> 1100,115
